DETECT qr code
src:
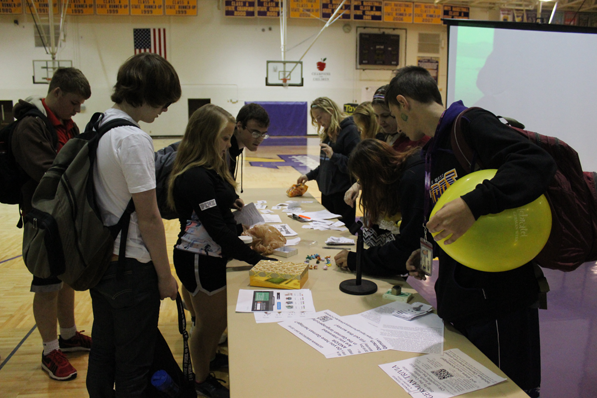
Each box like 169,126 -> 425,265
317,315 -> 333,322
431,368 -> 454,380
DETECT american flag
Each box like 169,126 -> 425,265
134,28 -> 167,59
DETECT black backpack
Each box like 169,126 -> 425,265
451,107 -> 597,272
0,108 -> 55,205
22,113 -> 136,290
155,141 -> 180,220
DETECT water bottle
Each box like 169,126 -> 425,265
151,370 -> 181,397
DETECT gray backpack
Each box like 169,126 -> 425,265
22,113 -> 136,291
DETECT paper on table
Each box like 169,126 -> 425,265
279,310 -> 390,358
379,348 -> 507,398
271,224 -> 298,237
391,302 -> 434,321
235,289 -> 315,313
346,301 -> 444,354
254,310 -> 317,323
233,202 -> 265,227
261,214 -> 282,223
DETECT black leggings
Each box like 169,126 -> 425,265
322,191 -> 356,230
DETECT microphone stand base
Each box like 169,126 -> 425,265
339,279 -> 378,295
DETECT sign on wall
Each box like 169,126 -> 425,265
352,0 -> 383,21
0,0 -> 23,15
96,0 -> 130,15
257,0 -> 280,17
66,0 -> 94,15
165,0 -> 197,16
413,2 -> 442,24
443,5 -> 469,19
383,1 -> 413,23
225,0 -> 255,17
130,0 -> 164,15
321,0 -> 351,20
290,0 -> 320,18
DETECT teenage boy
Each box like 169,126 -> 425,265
387,66 -> 555,398
12,67 -> 92,381
227,103 -> 270,181
87,53 -> 179,397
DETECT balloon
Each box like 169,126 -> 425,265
430,169 -> 552,272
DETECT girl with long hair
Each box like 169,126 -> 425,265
297,97 -> 360,228
352,101 -> 381,140
168,104 -> 271,398
334,139 -> 424,277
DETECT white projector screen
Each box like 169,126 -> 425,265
446,20 -> 597,171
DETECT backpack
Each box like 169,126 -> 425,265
155,141 -> 180,220
451,107 -> 597,272
0,108 -> 55,205
22,113 -> 137,290
148,293 -> 196,398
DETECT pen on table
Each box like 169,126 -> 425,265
323,246 -> 352,250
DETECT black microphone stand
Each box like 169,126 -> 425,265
339,221 -> 377,295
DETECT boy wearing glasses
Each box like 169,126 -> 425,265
228,103 -> 270,182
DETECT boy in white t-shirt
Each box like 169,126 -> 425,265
87,53 -> 180,397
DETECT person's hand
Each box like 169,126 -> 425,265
320,143 -> 334,158
427,198 -> 475,245
344,182 -> 361,207
233,198 -> 244,210
158,274 -> 179,300
405,249 -> 426,281
334,250 -> 350,270
297,175 -> 308,185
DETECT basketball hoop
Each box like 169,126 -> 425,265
281,77 -> 289,86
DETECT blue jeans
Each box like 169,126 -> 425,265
86,258 -> 160,398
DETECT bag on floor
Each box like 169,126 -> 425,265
451,108 -> 597,272
22,113 -> 136,290
148,293 -> 196,398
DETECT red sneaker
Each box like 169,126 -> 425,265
41,350 -> 77,381
59,331 -> 92,352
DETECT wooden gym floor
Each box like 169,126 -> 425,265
0,137 -> 329,397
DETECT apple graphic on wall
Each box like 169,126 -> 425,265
317,58 -> 327,71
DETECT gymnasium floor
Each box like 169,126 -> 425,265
0,137 -> 596,398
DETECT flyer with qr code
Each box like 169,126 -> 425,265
379,349 -> 507,398
279,310 -> 391,358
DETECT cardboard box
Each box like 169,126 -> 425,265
249,261 -> 309,290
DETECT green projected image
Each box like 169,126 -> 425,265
454,27 -> 494,106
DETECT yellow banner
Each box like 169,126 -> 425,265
413,3 -> 442,24
165,0 -> 197,15
130,0 -> 163,15
352,0 -> 383,21
66,0 -> 94,15
321,0 -> 351,20
0,0 -> 22,15
25,0 -> 59,14
384,1 -> 412,23
289,0 -> 320,19
96,0 -> 130,15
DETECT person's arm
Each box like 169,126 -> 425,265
428,110 -> 557,244
132,189 -> 178,300
12,117 -> 57,182
182,169 -> 265,265
344,181 -> 361,207
329,125 -> 360,174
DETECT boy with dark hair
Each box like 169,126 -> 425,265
228,103 -> 270,181
87,53 -> 180,397
388,66 -> 556,398
12,67 -> 92,381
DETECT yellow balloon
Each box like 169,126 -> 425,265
430,169 -> 552,272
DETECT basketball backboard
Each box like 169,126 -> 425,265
266,61 -> 303,87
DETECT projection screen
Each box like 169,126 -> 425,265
445,20 -> 597,171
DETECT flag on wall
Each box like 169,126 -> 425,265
134,28 -> 167,59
